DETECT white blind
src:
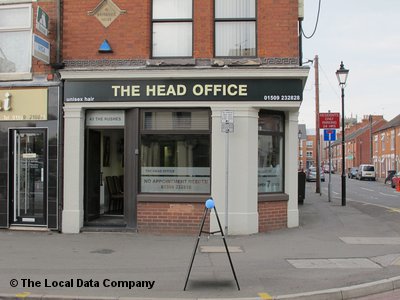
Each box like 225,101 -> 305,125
215,0 -> 256,57
215,0 -> 255,18
143,111 -> 210,131
153,0 -> 192,19
152,23 -> 192,57
215,21 -> 255,56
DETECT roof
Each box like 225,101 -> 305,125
374,114 -> 400,133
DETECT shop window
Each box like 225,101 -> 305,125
258,111 -> 284,193
0,4 -> 32,78
215,0 -> 256,57
152,0 -> 192,57
140,109 -> 210,193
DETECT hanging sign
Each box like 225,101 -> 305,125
36,7 -> 50,36
32,34 -> 50,64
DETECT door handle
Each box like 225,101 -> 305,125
41,168 -> 44,182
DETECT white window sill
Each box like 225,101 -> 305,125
0,73 -> 32,81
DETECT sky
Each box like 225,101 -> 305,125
299,0 -> 400,131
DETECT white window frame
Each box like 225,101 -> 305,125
0,3 -> 32,80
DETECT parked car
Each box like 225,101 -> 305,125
391,172 -> 400,189
356,164 -> 376,181
306,167 -> 325,182
348,167 -> 358,179
323,164 -> 335,173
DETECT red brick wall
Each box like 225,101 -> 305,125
258,0 -> 299,58
193,0 -> 213,58
63,0 -> 151,59
63,0 -> 299,60
258,201 -> 287,232
138,202 -> 210,234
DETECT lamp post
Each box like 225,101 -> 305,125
336,61 -> 349,206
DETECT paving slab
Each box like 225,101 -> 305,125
1,181 -> 400,299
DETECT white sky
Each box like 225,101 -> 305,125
299,0 -> 400,130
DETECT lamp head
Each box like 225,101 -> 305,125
336,61 -> 349,86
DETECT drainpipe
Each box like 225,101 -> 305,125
298,0 -> 304,66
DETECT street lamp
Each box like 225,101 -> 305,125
336,61 -> 349,206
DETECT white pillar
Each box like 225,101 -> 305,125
62,106 -> 85,233
210,107 -> 259,235
286,111 -> 299,228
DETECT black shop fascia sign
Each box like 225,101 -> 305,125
64,79 -> 303,102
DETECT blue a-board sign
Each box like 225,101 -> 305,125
323,129 -> 336,141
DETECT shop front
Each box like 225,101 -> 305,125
60,68 -> 308,234
0,86 -> 61,229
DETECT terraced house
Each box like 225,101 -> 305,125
2,0 -> 310,234
373,114 -> 400,179
0,0 -> 62,230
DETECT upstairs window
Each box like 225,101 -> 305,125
152,0 -> 192,57
0,4 -> 32,78
215,0 -> 256,57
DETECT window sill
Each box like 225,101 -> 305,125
258,193 -> 289,202
0,73 -> 32,81
138,194 -> 211,203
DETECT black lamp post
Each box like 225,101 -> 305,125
336,61 -> 349,206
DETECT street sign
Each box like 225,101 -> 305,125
319,112 -> 340,129
221,110 -> 234,133
323,129 -> 336,141
36,7 -> 49,36
32,34 -> 50,64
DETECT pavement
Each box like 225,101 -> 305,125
1,180 -> 400,300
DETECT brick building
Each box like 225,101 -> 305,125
327,115 -> 386,174
373,114 -> 400,179
0,1 -> 61,229
60,0 -> 309,234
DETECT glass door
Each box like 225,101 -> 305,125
11,129 -> 47,225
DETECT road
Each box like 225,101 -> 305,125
317,174 -> 400,234
312,174 -> 400,299
320,174 -> 399,208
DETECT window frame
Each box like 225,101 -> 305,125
214,0 -> 257,58
139,108 -> 211,195
151,0 -> 194,58
0,3 -> 32,80
258,110 -> 285,194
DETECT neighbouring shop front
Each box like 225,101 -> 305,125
0,86 -> 61,229
60,68 -> 308,234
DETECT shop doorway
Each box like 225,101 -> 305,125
9,129 -> 47,226
84,128 -> 125,227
